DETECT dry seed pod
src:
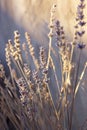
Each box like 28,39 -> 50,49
5,44 -> 11,66
47,4 -> 56,68
23,63 -> 31,79
0,64 -> 5,78
39,46 -> 47,68
14,30 -> 20,38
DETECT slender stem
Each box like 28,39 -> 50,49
69,49 -> 82,130
50,56 -> 60,95
74,62 -> 87,98
16,60 -> 31,92
44,74 -> 59,120
8,65 -> 15,88
37,84 -> 43,107
46,34 -> 52,69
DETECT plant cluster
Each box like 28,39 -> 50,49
0,0 -> 87,130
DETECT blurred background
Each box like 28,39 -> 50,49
0,0 -> 87,63
0,0 -> 87,129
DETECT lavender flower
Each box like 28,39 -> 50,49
79,3 -> 85,9
77,43 -> 86,49
77,30 -> 85,37
78,21 -> 86,26
80,0 -> 85,2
